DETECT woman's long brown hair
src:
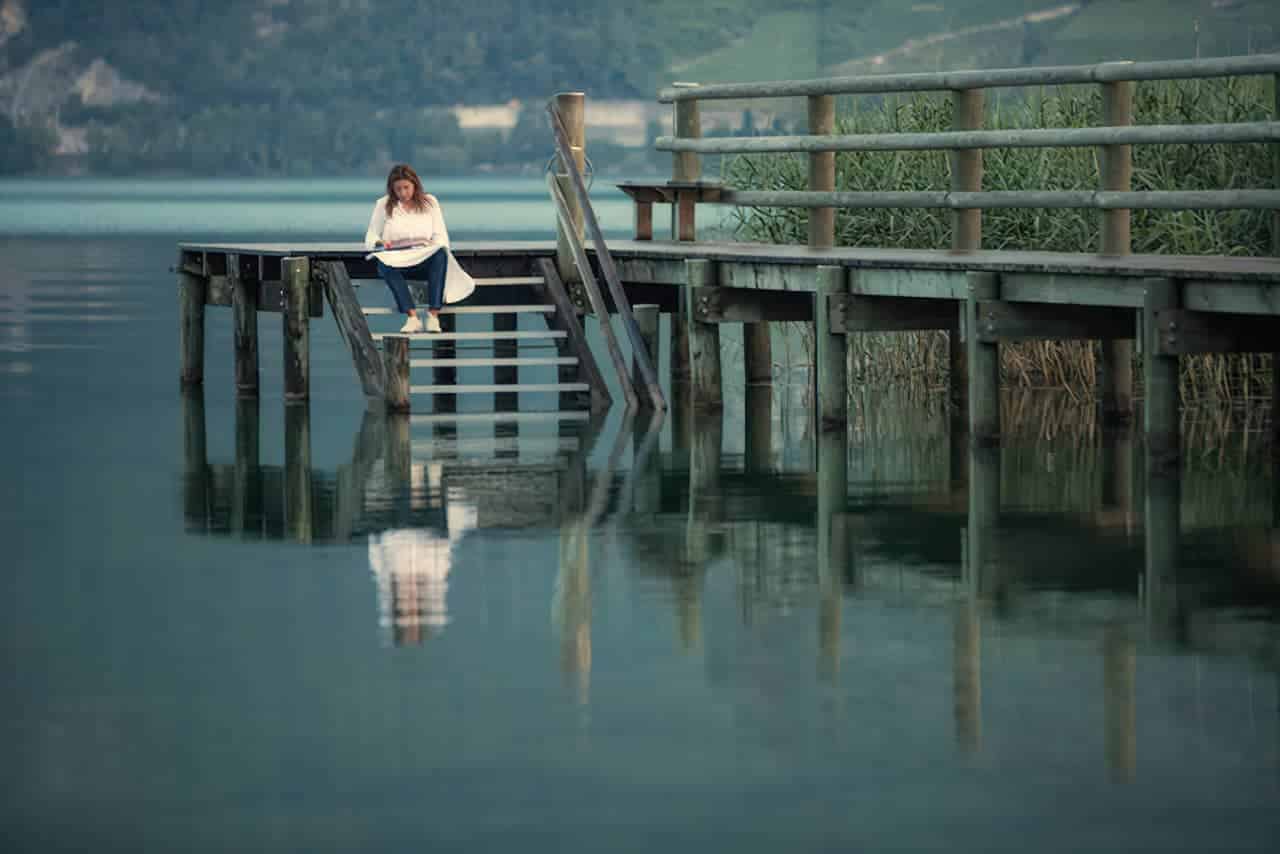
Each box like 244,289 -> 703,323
384,164 -> 434,216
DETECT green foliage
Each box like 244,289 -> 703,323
723,78 -> 1276,396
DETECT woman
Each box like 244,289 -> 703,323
364,164 -> 473,333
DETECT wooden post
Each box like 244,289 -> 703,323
229,253 -> 258,397
815,265 -> 848,431
232,396 -> 261,538
386,413 -> 412,486
950,89 -> 984,252
178,264 -> 206,388
634,304 -> 660,403
686,408 -> 722,568
1143,461 -> 1180,636
671,289 -> 691,386
555,91 -> 586,283
966,272 -> 1001,444
950,89 -> 983,441
744,385 -> 773,474
808,94 -> 836,249
634,200 -> 653,242
282,256 -> 310,403
744,323 -> 772,386
1100,75 -> 1136,425
284,403 -> 313,544
686,258 -> 722,410
673,83 -> 701,242
1143,277 -> 1180,475
383,334 -> 410,413
967,443 -> 1001,598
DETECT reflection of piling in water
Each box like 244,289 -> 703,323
967,443 -> 1002,606
334,410 -> 387,542
385,413 -> 413,488
284,404 -> 313,544
1144,462 -> 1182,641
745,385 -> 773,474
953,604 -> 982,754
1101,428 -> 1136,533
1103,624 -> 1137,781
683,411 -> 722,650
182,388 -> 208,532
817,433 -> 849,679
232,397 -> 262,537
555,418 -> 595,704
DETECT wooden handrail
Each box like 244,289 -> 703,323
547,101 -> 666,411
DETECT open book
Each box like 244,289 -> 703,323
364,241 -> 436,261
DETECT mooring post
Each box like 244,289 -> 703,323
1100,71 -> 1136,425
382,334 -> 411,413
966,272 -> 1001,444
808,94 -> 836,250
284,402 -> 313,545
1142,277 -> 1180,475
685,258 -> 722,410
554,91 -> 586,283
229,252 -> 259,397
282,256 -> 310,403
634,304 -> 660,403
815,265 -> 849,431
672,82 -> 701,242
949,88 -> 984,438
178,259 -> 206,388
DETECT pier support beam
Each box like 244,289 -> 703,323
383,334 -> 411,413
233,396 -> 262,537
1143,277 -> 1180,475
284,403 -> 313,544
178,263 -> 206,388
744,322 -> 772,386
230,253 -> 259,397
744,385 -> 773,473
966,272 -> 1001,444
815,265 -> 849,431
686,259 -> 722,410
283,256 -> 310,403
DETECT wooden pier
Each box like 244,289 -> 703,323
178,53 -> 1280,473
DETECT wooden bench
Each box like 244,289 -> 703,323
615,180 -> 724,242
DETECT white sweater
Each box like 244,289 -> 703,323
364,194 -> 451,268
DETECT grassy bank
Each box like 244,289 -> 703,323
722,77 -> 1276,404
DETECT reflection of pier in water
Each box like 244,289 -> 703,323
182,389 -> 1280,773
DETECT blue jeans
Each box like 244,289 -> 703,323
376,251 -> 447,313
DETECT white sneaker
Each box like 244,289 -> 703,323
425,314 -> 442,333
399,315 -> 424,334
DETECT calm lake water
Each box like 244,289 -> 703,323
2,178 -> 1278,852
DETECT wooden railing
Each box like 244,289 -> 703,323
653,53 -> 1280,255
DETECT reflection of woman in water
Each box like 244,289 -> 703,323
364,164 -> 474,335
367,489 -> 477,646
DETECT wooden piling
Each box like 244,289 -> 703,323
1143,462 -> 1180,636
1142,277 -> 1180,474
1100,76 -> 1136,425
808,94 -> 836,250
634,304 -> 660,403
284,403 -> 313,544
282,256 -> 310,403
386,413 -> 412,486
966,272 -> 1001,444
554,91 -> 586,282
744,385 -> 773,473
686,408 -> 722,567
671,289 -> 691,386
383,334 -> 411,413
686,258 -> 722,410
743,323 -> 772,386
229,252 -> 259,397
673,83 -> 701,242
815,265 -> 849,431
817,432 -> 849,678
178,265 -> 206,388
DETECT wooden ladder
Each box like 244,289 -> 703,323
335,257 -> 611,417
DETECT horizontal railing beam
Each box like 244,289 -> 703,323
714,189 -> 1280,210
655,121 -> 1280,154
658,54 -> 1280,102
